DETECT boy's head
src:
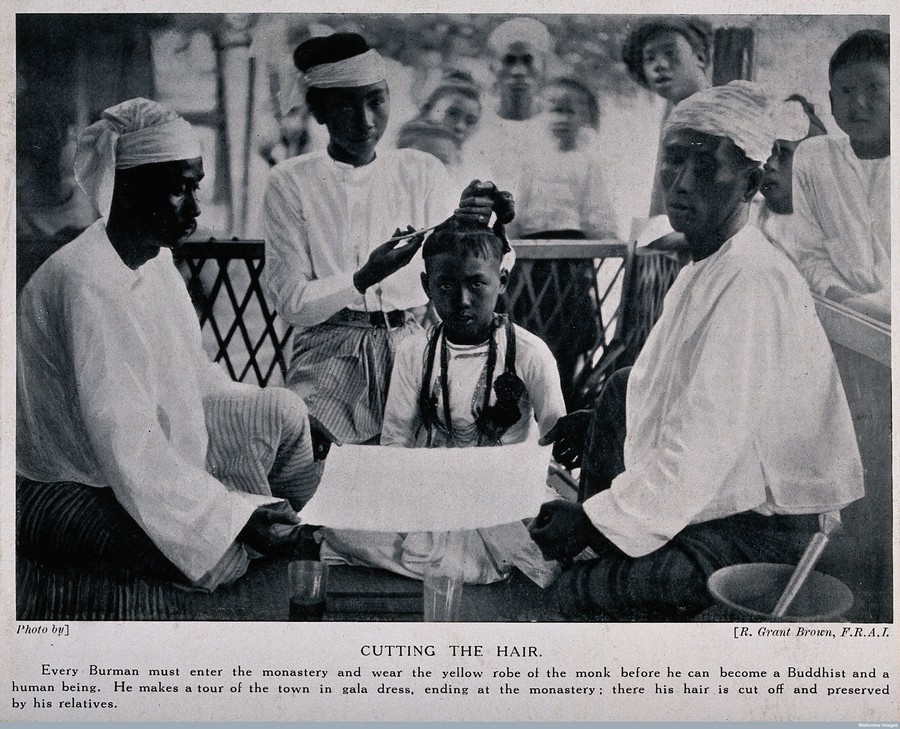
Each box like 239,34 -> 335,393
762,94 -> 827,215
397,120 -> 462,166
294,32 -> 389,166
420,80 -> 482,143
421,218 -> 508,344
828,29 -> 889,158
622,18 -> 712,103
545,76 -> 600,150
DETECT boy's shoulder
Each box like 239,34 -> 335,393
383,147 -> 448,177
510,323 -> 556,363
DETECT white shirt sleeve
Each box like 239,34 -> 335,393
582,272 -> 779,557
262,166 -> 365,327
381,334 -> 426,447
516,329 -> 567,440
788,146 -> 850,297
66,285 -> 279,584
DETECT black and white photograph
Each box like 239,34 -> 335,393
2,3 -> 896,725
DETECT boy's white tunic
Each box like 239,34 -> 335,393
263,148 -> 454,327
17,221 -> 280,586
583,224 -> 864,557
789,135 -> 890,316
323,323 -> 566,585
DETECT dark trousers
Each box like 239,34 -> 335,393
561,367 -> 818,621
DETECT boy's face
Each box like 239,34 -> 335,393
762,138 -> 801,215
830,62 -> 889,153
546,85 -> 580,149
427,92 -> 481,142
313,81 -> 390,166
641,30 -> 708,103
422,251 -> 507,345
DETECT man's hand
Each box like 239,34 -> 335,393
455,179 -> 500,224
238,502 -> 302,557
539,410 -> 593,471
354,226 -> 424,292
528,500 -> 597,562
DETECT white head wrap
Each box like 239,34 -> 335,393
487,17 -> 552,58
304,48 -> 386,89
74,97 -> 202,219
664,80 -> 775,164
771,97 -> 813,142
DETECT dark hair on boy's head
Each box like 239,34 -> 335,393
548,75 -> 600,128
294,32 -> 370,72
422,217 -> 504,263
422,80 -> 482,114
622,17 -> 713,89
784,93 -> 828,136
829,29 -> 889,79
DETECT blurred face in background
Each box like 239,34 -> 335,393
641,30 -> 708,104
546,84 -> 581,151
425,91 -> 482,143
495,41 -> 544,114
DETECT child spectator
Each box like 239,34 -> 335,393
621,17 -> 713,215
508,76 -> 618,406
322,216 -> 565,584
789,29 -> 890,322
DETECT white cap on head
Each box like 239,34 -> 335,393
304,48 -> 386,89
771,97 -> 812,142
74,97 -> 202,219
664,80 -> 776,164
487,17 -> 552,58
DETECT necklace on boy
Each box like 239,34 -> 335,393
419,314 -> 526,447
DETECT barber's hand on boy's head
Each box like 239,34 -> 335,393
354,226 -> 424,292
539,410 -> 593,471
528,500 -> 595,562
455,179 -> 499,224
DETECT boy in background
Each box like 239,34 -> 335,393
789,29 -> 890,322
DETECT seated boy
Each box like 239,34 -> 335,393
321,214 -> 566,584
788,29 -> 889,322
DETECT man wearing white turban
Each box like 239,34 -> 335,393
17,98 -> 321,592
531,81 -> 863,620
263,33 -> 494,450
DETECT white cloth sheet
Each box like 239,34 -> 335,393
301,439 -> 557,532
263,148 -> 455,328
16,220 -> 280,586
583,223 -> 864,557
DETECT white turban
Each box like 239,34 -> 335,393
74,97 -> 202,219
771,97 -> 813,142
487,17 -> 552,58
664,81 -> 775,164
304,48 -> 386,89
